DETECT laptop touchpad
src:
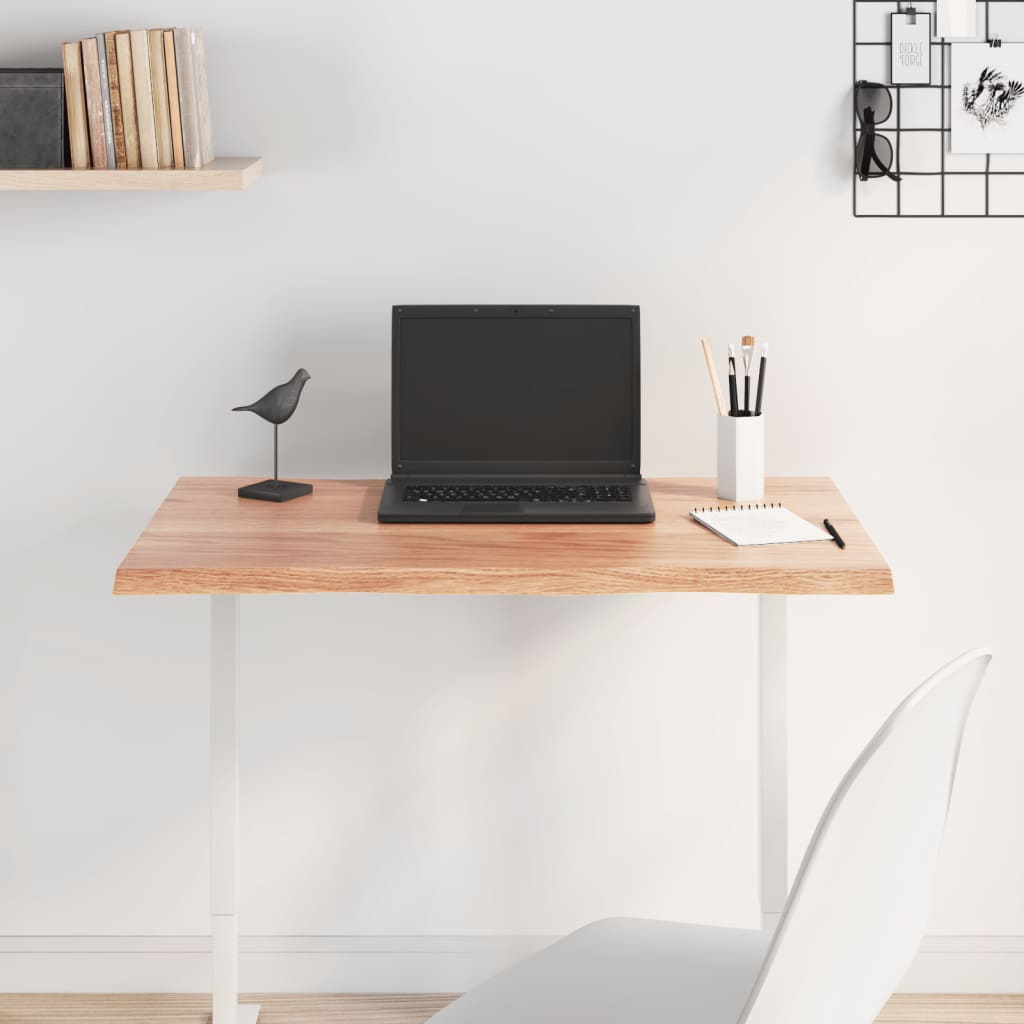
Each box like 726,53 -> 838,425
462,503 -> 523,515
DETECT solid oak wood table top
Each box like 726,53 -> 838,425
113,477 -> 893,597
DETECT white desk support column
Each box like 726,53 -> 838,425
210,596 -> 260,1024
759,595 -> 788,930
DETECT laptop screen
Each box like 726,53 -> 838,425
393,307 -> 639,474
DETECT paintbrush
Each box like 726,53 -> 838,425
741,335 -> 756,414
754,343 -> 768,415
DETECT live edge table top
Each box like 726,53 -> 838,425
113,477 -> 893,597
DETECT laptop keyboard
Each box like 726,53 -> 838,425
403,484 -> 633,503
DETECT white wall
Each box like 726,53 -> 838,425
2,0 -> 1022,994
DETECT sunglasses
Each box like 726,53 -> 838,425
855,81 -> 901,182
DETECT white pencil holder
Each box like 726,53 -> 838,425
717,415 -> 765,503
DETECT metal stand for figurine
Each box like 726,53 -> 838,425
238,426 -> 313,502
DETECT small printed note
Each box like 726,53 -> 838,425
892,13 -> 932,84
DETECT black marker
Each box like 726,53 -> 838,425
754,344 -> 768,416
824,519 -> 846,549
728,344 -> 739,416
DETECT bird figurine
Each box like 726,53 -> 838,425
232,367 -> 311,424
232,368 -> 313,502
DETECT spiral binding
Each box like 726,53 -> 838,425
692,502 -> 781,513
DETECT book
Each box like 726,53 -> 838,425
61,42 -> 90,168
94,33 -> 116,169
80,37 -> 107,168
689,504 -> 831,547
129,29 -> 158,169
173,27 -> 201,168
114,32 -> 141,168
148,28 -> 174,169
163,30 -> 185,169
103,32 -> 127,168
192,28 -> 215,166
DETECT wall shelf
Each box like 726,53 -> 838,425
0,156 -> 263,191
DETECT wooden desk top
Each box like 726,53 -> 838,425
113,477 -> 893,597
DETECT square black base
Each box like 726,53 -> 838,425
237,479 -> 314,503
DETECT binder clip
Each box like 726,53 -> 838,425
989,33 -> 1002,47
905,5 -> 917,24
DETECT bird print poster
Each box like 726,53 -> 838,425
952,44 -> 1024,152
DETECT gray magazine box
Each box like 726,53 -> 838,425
0,68 -> 68,168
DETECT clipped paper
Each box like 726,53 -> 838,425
937,0 -> 979,39
892,13 -> 932,84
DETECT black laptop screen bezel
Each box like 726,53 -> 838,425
391,305 -> 641,478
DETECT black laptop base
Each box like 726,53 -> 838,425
377,478 -> 655,523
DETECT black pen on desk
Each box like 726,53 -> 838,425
754,343 -> 768,416
824,519 -> 846,549
727,344 -> 739,416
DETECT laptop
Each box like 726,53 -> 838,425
377,305 -> 656,523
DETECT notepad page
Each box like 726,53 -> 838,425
690,506 -> 831,546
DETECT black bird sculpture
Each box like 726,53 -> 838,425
232,368 -> 313,502
233,367 -> 311,424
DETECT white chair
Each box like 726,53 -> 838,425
427,648 -> 992,1024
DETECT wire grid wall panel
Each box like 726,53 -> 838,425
854,0 -> 1024,216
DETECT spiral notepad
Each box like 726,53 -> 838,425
690,503 -> 831,547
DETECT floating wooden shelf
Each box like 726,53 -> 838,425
0,156 -> 263,191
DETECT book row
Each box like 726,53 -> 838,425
62,28 -> 214,170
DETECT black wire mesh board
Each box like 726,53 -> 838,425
854,0 -> 1024,216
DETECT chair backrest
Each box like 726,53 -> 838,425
739,649 -> 991,1024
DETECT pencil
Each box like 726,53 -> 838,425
700,337 -> 727,416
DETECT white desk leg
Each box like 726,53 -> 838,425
759,594 -> 788,931
210,596 -> 260,1024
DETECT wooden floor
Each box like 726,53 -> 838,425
0,994 -> 1021,1024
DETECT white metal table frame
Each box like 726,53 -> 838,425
207,592 -> 790,1024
